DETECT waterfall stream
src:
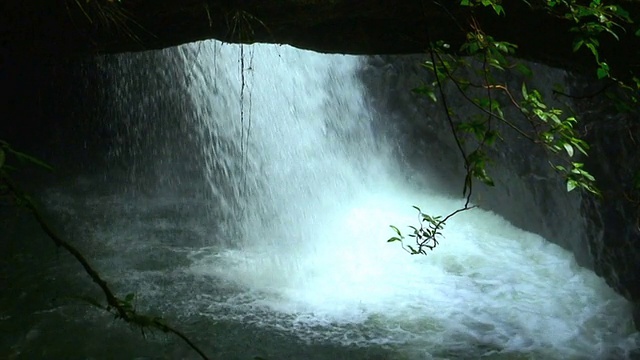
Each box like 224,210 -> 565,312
2,40 -> 639,359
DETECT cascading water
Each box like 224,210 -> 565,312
178,41 -> 640,359
184,42 -> 394,278
3,40 -> 639,359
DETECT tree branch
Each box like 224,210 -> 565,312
1,173 -> 210,360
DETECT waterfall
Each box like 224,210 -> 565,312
182,42 -> 385,249
175,41 -> 639,358
10,40 -> 638,359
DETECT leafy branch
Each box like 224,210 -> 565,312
425,4 -> 601,196
388,0 -> 622,254
388,205 -> 475,255
386,20 -> 478,255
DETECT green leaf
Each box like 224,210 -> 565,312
572,39 -> 584,52
474,168 -> 495,187
563,143 -> 574,157
585,42 -> 600,62
387,237 -> 401,243
515,63 -> 533,77
580,170 -> 596,181
596,63 -> 609,79
492,4 -> 505,16
9,149 -> 54,171
125,293 -> 135,302
567,180 -> 577,192
484,130 -> 500,146
412,86 -> 438,102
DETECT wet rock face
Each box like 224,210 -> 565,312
576,90 -> 640,301
360,54 -> 640,318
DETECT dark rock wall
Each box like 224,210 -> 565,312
0,55 -> 108,183
4,1 -> 640,81
572,82 -> 640,303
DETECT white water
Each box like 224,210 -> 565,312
123,41 -> 638,358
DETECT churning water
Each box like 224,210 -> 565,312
2,40 -> 639,359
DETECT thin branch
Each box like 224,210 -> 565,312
433,51 -> 537,142
427,29 -> 473,202
2,174 -> 210,360
552,80 -> 616,100
394,8 -> 479,256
